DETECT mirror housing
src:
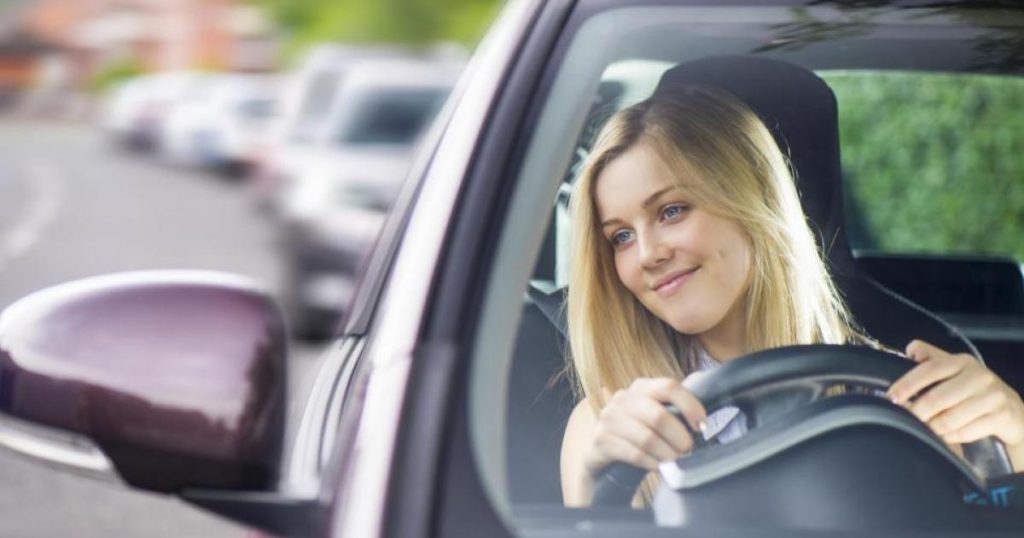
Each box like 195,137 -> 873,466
0,271 -> 287,493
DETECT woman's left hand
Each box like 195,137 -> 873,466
888,340 -> 1024,449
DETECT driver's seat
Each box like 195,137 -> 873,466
506,55 -> 992,506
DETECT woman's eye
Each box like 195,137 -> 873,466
610,229 -> 634,247
661,204 -> 689,221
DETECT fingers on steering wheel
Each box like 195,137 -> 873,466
929,391 -> 1006,439
940,410 -> 1006,445
606,382 -> 694,457
625,395 -> 695,456
634,377 -> 708,435
600,389 -> 683,464
888,351 -> 967,405
908,368 -> 989,422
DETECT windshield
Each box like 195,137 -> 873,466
237,98 -> 275,120
333,87 -> 448,146
475,3 -> 1024,536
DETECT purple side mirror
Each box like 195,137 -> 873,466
0,271 -> 287,493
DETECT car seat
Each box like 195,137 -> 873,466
506,55 -> 1001,506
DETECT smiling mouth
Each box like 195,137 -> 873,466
653,267 -> 699,295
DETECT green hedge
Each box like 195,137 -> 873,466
823,72 -> 1024,262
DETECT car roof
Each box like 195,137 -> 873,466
333,59 -> 464,91
297,43 -> 467,73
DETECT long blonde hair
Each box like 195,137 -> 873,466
568,84 -> 862,414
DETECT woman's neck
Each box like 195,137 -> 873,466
699,336 -> 746,362
698,303 -> 748,362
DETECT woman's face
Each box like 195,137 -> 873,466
594,143 -> 753,347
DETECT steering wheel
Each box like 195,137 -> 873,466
591,344 -> 1013,506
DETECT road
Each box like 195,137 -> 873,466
0,120 -> 323,537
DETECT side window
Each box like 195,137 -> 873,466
829,72 -> 1024,263
829,71 -> 1024,387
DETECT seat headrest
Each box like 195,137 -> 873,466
654,55 -> 852,268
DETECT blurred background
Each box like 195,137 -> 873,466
0,0 -> 501,536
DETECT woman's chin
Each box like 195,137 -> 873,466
664,316 -> 713,337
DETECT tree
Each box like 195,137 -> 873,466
249,0 -> 504,62
825,72 -> 1024,262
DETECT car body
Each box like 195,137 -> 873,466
276,58 -> 462,339
3,1 -> 1024,537
98,76 -> 153,148
249,45 -> 461,210
99,71 -> 213,151
160,74 -> 280,175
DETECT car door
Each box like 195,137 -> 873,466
326,1 -> 1024,537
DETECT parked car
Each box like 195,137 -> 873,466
249,45 -> 418,210
250,44 -> 466,211
277,58 -> 461,339
4,1 -> 1024,537
160,73 -> 280,175
98,76 -> 153,149
99,71 -> 213,151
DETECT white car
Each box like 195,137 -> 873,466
277,58 -> 463,339
250,44 -> 465,209
160,74 -> 280,175
98,71 -> 212,151
98,76 -> 152,148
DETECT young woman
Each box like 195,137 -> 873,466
559,85 -> 1024,507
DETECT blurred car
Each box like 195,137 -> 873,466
160,73 -> 280,176
4,1 -> 1024,538
278,58 -> 461,339
249,45 -> 412,209
99,71 -> 213,151
250,44 -> 466,211
98,76 -> 152,149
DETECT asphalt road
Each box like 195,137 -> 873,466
0,120 -> 323,537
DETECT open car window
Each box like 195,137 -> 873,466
464,4 -> 1024,536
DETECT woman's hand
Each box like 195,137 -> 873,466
888,340 -> 1024,455
583,377 -> 708,479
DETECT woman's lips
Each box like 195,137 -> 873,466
653,268 -> 699,296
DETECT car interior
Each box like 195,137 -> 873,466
495,7 -> 1024,532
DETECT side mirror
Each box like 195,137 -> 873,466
0,271 -> 287,493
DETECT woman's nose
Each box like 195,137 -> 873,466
637,230 -> 671,269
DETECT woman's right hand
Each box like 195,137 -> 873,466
583,377 -> 709,479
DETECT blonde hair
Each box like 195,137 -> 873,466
566,86 -> 864,502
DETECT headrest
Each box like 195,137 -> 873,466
654,56 -> 853,268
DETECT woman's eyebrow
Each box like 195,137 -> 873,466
600,218 -> 623,229
600,186 -> 682,229
641,186 -> 679,209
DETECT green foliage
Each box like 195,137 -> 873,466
89,58 -> 147,94
249,0 -> 504,63
823,72 -> 1024,262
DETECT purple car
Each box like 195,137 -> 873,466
4,1 -> 1024,537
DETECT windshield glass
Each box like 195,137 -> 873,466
334,87 -> 448,146
480,3 -> 1024,536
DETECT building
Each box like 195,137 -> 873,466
22,0 -> 278,93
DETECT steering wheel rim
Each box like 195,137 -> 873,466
590,344 -> 1012,506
